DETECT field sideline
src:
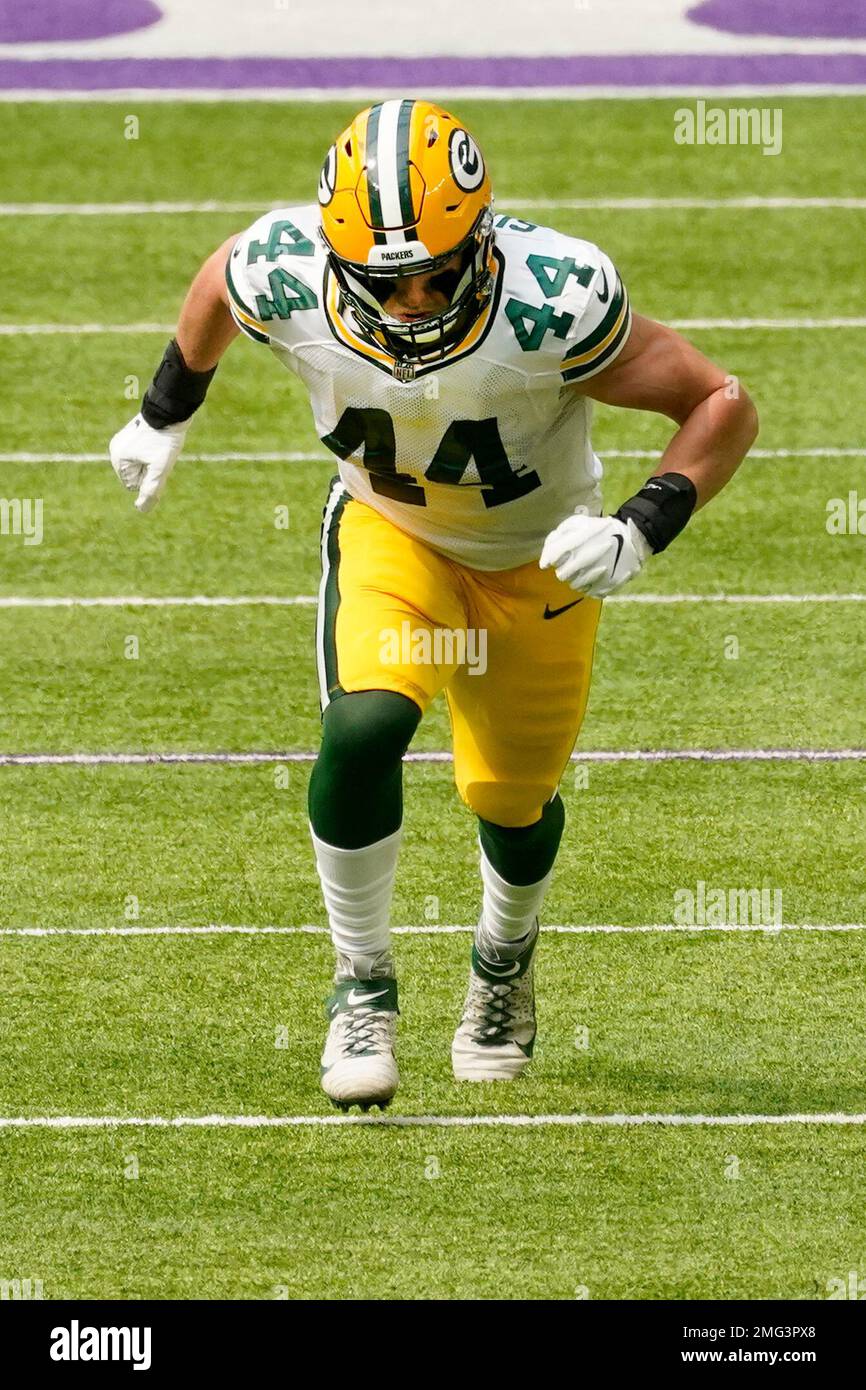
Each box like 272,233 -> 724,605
0,98 -> 864,1300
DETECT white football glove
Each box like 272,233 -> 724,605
109,413 -> 190,513
539,512 -> 652,598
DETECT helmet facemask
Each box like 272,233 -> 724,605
323,207 -> 495,364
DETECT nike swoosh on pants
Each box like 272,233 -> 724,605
543,598 -> 584,620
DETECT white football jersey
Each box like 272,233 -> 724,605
227,205 -> 631,570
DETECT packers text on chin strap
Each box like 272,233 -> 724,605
614,471 -> 698,553
141,339 -> 218,429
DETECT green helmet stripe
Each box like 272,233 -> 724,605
365,103 -> 387,244
395,99 -> 417,236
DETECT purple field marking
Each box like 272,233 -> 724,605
688,0 -> 866,40
2,52 -> 866,91
0,0 -> 162,44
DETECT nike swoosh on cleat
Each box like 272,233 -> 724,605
346,987 -> 388,1007
610,533 -> 624,575
543,598 -> 584,620
480,959 -> 521,977
596,266 -> 610,303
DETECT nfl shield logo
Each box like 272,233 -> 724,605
393,359 -> 416,382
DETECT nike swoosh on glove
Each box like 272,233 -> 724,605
109,413 -> 190,513
539,513 -> 652,598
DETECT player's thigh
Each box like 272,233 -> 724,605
446,567 -> 602,827
317,479 -> 468,712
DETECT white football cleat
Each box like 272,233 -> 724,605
451,927 -> 538,1081
320,976 -> 399,1111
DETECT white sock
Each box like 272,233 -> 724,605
477,843 -> 551,960
309,823 -> 401,979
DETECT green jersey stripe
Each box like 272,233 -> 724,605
560,275 -> 627,365
225,259 -> 270,344
562,305 -> 632,383
320,482 -> 348,702
228,309 -> 269,346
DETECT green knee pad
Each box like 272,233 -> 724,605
308,690 -> 421,849
478,793 -> 565,886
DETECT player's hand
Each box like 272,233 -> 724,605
539,512 -> 652,598
109,413 -> 190,513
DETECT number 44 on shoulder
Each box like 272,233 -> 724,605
505,252 -> 595,352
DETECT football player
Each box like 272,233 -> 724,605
110,100 -> 758,1110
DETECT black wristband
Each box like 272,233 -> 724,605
141,338 -> 217,429
614,472 -> 697,553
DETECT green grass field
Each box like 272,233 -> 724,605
1,98 -> 865,1301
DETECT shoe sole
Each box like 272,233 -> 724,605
330,1097 -> 393,1113
320,1060 -> 399,1110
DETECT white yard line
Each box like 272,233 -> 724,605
0,749 -> 864,766
3,87 -> 866,105
0,593 -> 865,609
671,317 -> 866,329
513,196 -> 866,211
2,196 -> 866,215
0,323 -> 175,335
0,451 -> 328,463
1,1111 -> 864,1129
1,922 -> 863,937
4,318 -> 864,334
611,593 -> 866,603
0,201 -> 290,216
0,595 -> 319,608
1,447 -> 864,464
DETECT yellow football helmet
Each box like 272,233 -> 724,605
318,99 -> 495,363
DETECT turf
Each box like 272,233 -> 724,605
0,97 -> 865,1302
3,1127 -> 865,1300
1,600 -> 865,752
0,761 -> 863,927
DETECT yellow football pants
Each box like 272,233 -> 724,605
316,480 -> 602,827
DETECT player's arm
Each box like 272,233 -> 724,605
109,235 -> 240,513
582,312 -> 758,508
175,235 -> 241,370
541,312 -> 758,597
